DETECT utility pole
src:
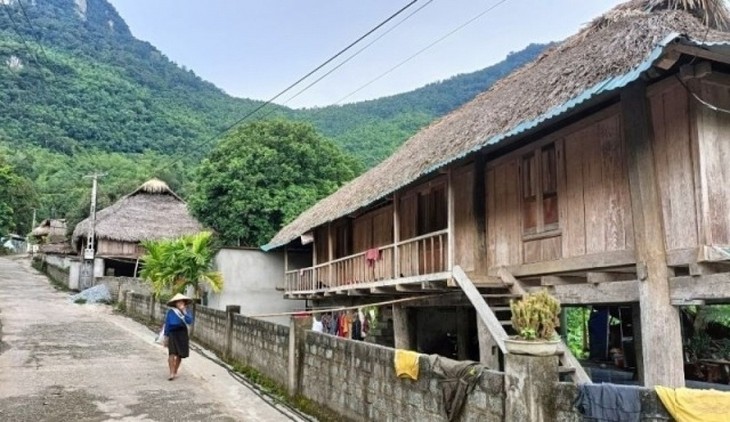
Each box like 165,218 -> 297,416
78,172 -> 105,290
82,172 -> 105,260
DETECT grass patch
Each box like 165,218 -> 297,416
74,298 -> 87,304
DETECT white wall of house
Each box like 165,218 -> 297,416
208,248 -> 304,326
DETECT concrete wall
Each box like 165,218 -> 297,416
209,248 -> 304,325
122,293 -> 673,422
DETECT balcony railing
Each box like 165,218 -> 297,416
285,229 -> 448,294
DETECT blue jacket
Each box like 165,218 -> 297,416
164,308 -> 194,335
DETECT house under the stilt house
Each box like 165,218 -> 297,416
264,0 -> 730,388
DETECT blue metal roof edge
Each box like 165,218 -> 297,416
264,33 -> 730,252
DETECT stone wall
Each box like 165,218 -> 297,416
193,306 -> 228,352
120,293 -> 675,421
229,314 -> 290,387
301,331 -> 504,422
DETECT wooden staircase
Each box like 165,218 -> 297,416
453,265 -> 591,384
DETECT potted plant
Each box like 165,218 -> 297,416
505,290 -> 561,356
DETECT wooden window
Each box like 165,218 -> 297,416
333,220 -> 352,259
521,143 -> 559,235
417,184 -> 447,235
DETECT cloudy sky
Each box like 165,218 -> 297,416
108,0 -> 623,108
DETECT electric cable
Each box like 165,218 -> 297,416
16,0 -> 49,59
153,0 -> 421,176
1,2 -> 43,68
330,0 -> 510,106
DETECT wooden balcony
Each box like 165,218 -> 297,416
285,229 -> 449,296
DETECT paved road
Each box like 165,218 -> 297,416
0,256 -> 303,422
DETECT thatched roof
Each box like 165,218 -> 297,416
263,0 -> 730,250
72,178 -> 203,248
264,0 -> 730,250
31,219 -> 67,238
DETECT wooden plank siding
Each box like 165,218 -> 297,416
485,108 -> 634,272
648,80 -> 699,250
452,164 -> 477,272
97,240 -> 143,258
695,76 -> 730,245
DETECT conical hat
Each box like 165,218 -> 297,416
166,293 -> 192,307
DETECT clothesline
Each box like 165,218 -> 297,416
245,291 -> 462,318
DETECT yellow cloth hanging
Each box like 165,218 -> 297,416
394,349 -> 421,381
655,386 -> 730,422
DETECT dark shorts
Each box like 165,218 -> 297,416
167,327 -> 190,358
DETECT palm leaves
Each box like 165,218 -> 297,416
140,231 -> 223,298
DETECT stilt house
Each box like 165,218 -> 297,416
264,0 -> 730,388
72,179 -> 203,276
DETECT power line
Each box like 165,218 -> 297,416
153,0 -> 420,175
16,0 -> 48,59
330,0 -> 510,106
1,2 -> 43,68
278,0 -> 436,108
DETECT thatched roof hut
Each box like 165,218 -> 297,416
72,178 -> 203,252
264,0 -> 730,250
31,219 -> 67,241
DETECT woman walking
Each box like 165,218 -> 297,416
164,293 -> 194,380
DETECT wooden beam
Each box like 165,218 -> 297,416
623,81 -> 684,387
473,155 -> 489,274
586,272 -> 635,284
655,50 -> 682,70
452,265 -> 508,354
698,245 -> 730,262
671,44 -> 730,67
447,169 -> 455,271
533,280 -> 640,305
393,192 -> 400,278
540,276 -> 584,286
670,273 -> 730,302
490,250 -> 636,278
497,267 -> 526,296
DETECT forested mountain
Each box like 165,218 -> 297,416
0,0 -> 546,233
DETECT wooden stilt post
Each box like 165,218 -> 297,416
392,304 -> 414,350
623,80 -> 684,387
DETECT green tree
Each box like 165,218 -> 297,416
140,231 -> 223,299
188,120 -> 361,246
0,152 -> 38,234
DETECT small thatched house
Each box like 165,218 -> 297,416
72,178 -> 203,276
30,219 -> 67,243
266,0 -> 730,388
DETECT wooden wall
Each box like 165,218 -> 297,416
452,164 -> 477,272
561,112 -> 634,258
485,107 -> 635,269
97,239 -> 143,257
648,80 -> 699,250
352,205 -> 393,253
694,75 -> 730,246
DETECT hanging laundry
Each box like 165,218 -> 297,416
365,248 -> 381,267
352,317 -> 363,341
655,386 -> 730,422
394,349 -> 421,380
428,355 -> 484,422
311,316 -> 324,333
574,384 -> 641,422
339,312 -> 351,338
